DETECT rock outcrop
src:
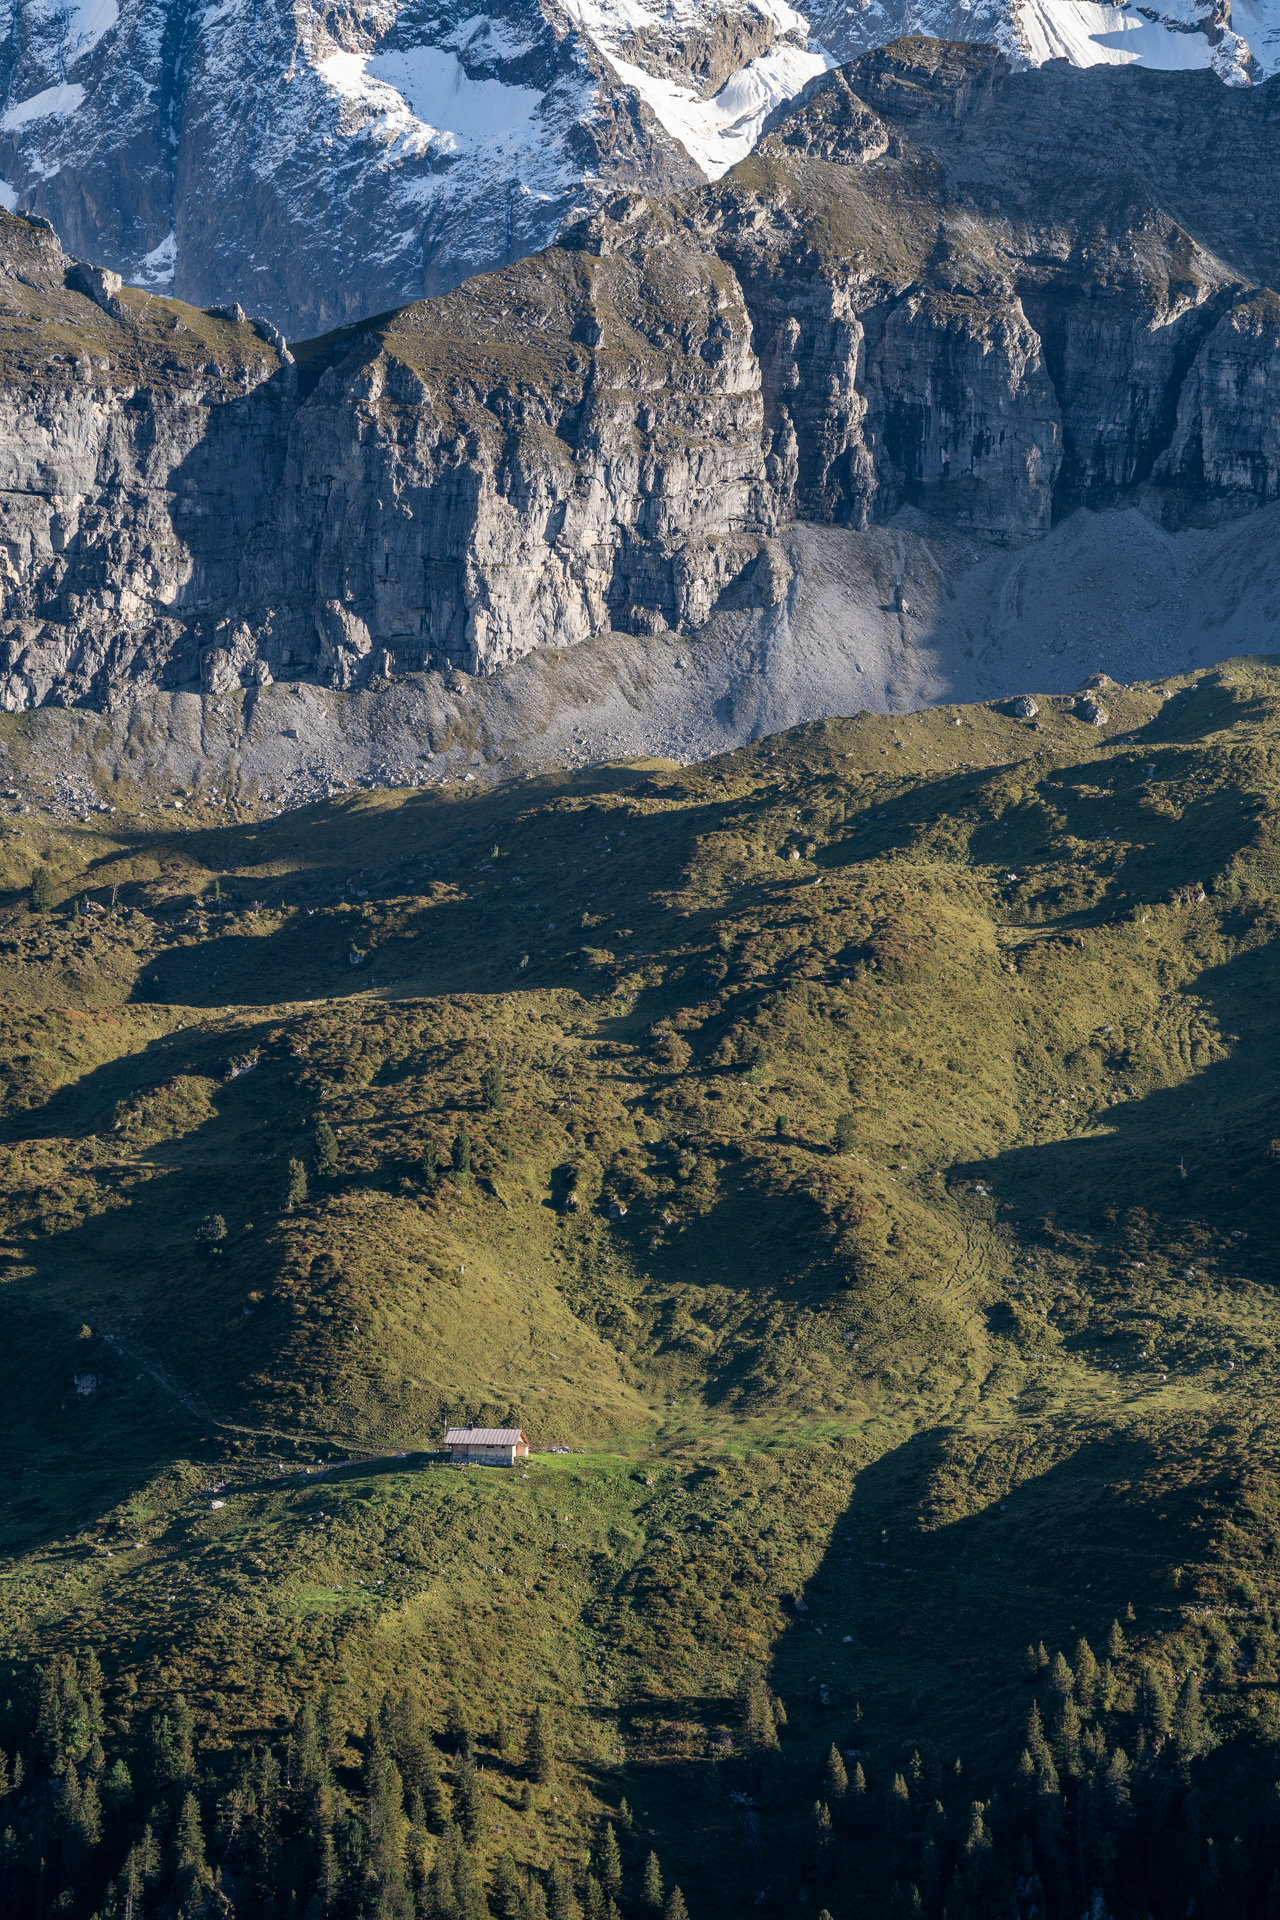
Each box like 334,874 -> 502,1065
3,41 -> 1280,712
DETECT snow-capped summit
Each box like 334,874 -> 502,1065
0,0 -> 1271,335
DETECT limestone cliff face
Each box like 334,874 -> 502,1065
3,40 -> 1280,710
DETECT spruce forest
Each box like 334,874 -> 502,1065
3,666 -> 1280,1920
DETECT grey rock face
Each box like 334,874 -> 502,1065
3,42 -> 1280,712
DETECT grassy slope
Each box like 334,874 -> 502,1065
3,661 -> 1280,1906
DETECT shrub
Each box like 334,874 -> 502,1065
196,1214 -> 227,1257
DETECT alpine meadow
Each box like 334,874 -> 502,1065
1,668 -> 1280,1917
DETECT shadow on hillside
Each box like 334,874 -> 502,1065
950,931 -> 1280,1248
770,1418 -> 1231,1776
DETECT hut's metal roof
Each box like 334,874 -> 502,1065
444,1427 -> 527,1446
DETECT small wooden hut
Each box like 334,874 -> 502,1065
444,1426 -> 530,1467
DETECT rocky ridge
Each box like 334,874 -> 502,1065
3,40 -> 1280,722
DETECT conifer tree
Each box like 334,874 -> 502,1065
825,1744 -> 848,1800
419,1730 -> 449,1830
548,1857 -> 579,1920
285,1158 -> 308,1209
1073,1637 -> 1099,1713
664,1892 -> 689,1920
314,1120 -> 339,1177
526,1706 -> 554,1784
1172,1671 -> 1205,1759
739,1678 -> 779,1754
456,1759 -> 483,1846
887,1774 -> 910,1837
643,1851 -> 663,1911
482,1061 -> 506,1112
78,1772 -> 102,1851
1026,1702 -> 1054,1776
29,866 -> 55,914
1103,1747 -> 1132,1820
490,1852 -> 523,1920
599,1824 -> 622,1899
1047,1651 -> 1074,1701
1107,1619 -> 1126,1660
1138,1662 -> 1173,1736
1057,1695 -> 1083,1779
173,1790 -> 209,1891
453,1126 -> 471,1181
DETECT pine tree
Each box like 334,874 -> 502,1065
490,1852 -> 523,1920
526,1706 -> 553,1784
173,1791 -> 209,1887
1047,1651 -> 1074,1701
78,1773 -> 102,1851
887,1774 -> 910,1837
314,1120 -> 339,1177
29,866 -> 55,914
663,1892 -> 689,1920
285,1158 -> 308,1209
739,1677 -> 779,1754
1074,1637 -> 1099,1712
1107,1619 -> 1126,1660
599,1824 -> 622,1899
446,1692 -> 474,1762
456,1759 -> 483,1846
825,1743 -> 848,1799
1026,1702 -> 1054,1775
1138,1662 -> 1173,1736
643,1852 -> 663,1911
422,1138 -> 438,1183
482,1061 -> 506,1112
1057,1695 -> 1083,1779
453,1126 -> 471,1181
1103,1747 -> 1132,1820
1172,1671 -> 1205,1758
548,1857 -> 579,1920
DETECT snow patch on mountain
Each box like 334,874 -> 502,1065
1015,0 -> 1213,70
1,81 -> 85,129
363,45 -> 545,146
136,230 -> 177,284
592,35 -> 831,174
63,0 -> 119,63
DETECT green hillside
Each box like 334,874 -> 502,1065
4,664 -> 1280,1918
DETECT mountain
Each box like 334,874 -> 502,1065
3,662 -> 1280,1918
0,0 -> 1269,340
1,39 -> 1279,720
